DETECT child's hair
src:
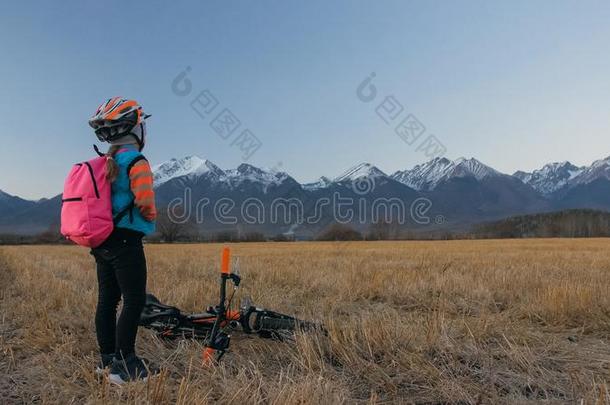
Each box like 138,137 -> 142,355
106,145 -> 121,182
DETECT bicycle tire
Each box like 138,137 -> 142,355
257,315 -> 297,331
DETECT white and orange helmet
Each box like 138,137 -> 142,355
89,97 -> 150,148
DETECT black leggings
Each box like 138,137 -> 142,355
91,228 -> 147,358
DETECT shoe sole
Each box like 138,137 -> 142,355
108,373 -> 126,385
108,373 -> 149,385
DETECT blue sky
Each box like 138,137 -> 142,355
1,0 -> 609,199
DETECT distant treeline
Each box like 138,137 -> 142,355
301,209 -> 610,240
0,230 -> 284,245
1,209 -> 609,245
0,231 -> 70,245
473,209 -> 610,238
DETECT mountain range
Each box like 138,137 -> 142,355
1,155 -> 609,237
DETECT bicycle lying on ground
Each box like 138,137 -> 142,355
139,247 -> 322,363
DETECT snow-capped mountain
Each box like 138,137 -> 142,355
391,157 -> 453,191
334,163 -> 387,182
4,153 -> 610,236
225,164 -> 289,185
569,156 -> 610,187
152,157 -> 295,194
452,157 -> 500,179
514,157 -> 610,196
224,164 -> 292,193
152,157 -> 500,194
0,189 -> 12,201
152,156 -> 224,187
302,176 -> 332,191
391,157 -> 500,191
514,161 -> 584,196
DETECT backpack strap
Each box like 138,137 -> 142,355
113,155 -> 149,225
113,202 -> 135,225
93,144 -> 105,157
126,155 -> 147,174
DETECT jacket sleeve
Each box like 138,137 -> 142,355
129,159 -> 157,221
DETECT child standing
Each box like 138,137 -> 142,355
88,97 -> 157,384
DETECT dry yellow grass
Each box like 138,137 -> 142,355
1,239 -> 609,404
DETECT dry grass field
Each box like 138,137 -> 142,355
1,240 -> 609,404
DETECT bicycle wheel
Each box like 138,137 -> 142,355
247,309 -> 322,338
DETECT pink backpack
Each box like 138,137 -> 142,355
60,156 -> 113,248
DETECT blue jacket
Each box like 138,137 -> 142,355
112,145 -> 156,235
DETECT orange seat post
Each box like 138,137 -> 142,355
221,247 -> 231,274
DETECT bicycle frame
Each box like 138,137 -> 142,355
203,246 -> 240,364
139,246 -> 323,364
